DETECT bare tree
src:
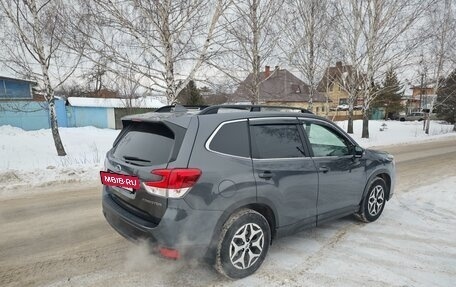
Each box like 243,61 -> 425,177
69,0 -> 229,105
279,0 -> 334,112
209,0 -> 283,104
335,0 -> 431,138
423,0 -> 455,134
0,0 -> 83,156
113,68 -> 143,109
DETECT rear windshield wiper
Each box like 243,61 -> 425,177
122,156 -> 151,163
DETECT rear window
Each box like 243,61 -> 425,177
113,122 -> 175,166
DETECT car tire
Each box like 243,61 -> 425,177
355,177 -> 387,223
399,118 -> 405,122
215,209 -> 271,279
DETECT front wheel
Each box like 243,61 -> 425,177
356,177 -> 387,222
215,209 -> 271,279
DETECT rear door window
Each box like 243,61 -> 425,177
208,120 -> 250,157
113,122 -> 175,166
250,124 -> 305,159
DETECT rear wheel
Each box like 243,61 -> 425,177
215,209 -> 271,279
356,177 -> 387,222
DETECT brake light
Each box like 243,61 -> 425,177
144,168 -> 201,198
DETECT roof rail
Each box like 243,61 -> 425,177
198,104 -> 313,115
155,104 -> 209,113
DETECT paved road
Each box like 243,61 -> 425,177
1,137 -> 455,287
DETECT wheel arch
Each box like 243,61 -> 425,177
360,170 -> 392,205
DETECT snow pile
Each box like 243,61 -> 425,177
0,125 -> 119,192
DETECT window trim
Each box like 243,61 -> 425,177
205,119 -> 251,160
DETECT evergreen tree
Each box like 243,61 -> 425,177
373,68 -> 403,119
177,80 -> 205,105
435,69 -> 456,127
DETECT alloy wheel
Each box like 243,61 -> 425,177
368,185 -> 385,216
229,223 -> 264,270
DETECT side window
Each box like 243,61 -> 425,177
250,124 -> 304,159
303,122 -> 351,157
208,121 -> 250,157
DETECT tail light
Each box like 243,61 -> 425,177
143,168 -> 201,198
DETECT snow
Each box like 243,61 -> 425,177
67,96 -> 167,108
336,119 -> 456,148
0,120 -> 455,196
0,125 -> 119,194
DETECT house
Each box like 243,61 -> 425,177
231,66 -> 329,115
409,84 -> 436,111
0,75 -> 67,130
317,61 -> 365,109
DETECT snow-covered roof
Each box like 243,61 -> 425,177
67,96 -> 167,108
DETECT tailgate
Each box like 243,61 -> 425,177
104,120 -> 186,223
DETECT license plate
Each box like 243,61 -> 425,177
100,171 -> 140,190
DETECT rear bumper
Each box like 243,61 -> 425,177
102,189 -> 222,258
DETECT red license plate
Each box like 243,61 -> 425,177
100,171 -> 140,190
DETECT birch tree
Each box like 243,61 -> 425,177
0,0 -> 83,156
279,0 -> 334,112
335,0 -> 431,138
71,0 -> 229,104
210,0 -> 282,104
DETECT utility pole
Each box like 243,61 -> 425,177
420,73 -> 426,131
420,73 -> 424,111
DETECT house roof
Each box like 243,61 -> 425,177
67,96 -> 167,108
231,68 -> 327,103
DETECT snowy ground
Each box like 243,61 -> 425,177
42,175 -> 456,287
0,120 -> 455,195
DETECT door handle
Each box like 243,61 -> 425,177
258,171 -> 273,179
319,166 -> 329,173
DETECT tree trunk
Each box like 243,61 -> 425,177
425,115 -> 430,135
362,111 -> 369,138
49,100 -> 67,156
347,110 -> 354,134
453,121 -> 456,132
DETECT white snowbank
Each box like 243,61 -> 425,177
0,120 -> 454,193
0,125 -> 119,192
336,119 -> 456,148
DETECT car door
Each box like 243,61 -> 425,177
249,117 -> 319,229
300,119 -> 367,220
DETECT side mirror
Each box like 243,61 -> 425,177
354,146 -> 364,158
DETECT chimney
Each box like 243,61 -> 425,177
275,65 -> 279,71
265,66 -> 271,77
336,61 -> 343,70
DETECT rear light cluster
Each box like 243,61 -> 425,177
143,168 -> 201,198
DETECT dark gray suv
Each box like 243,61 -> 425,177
102,106 -> 395,279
